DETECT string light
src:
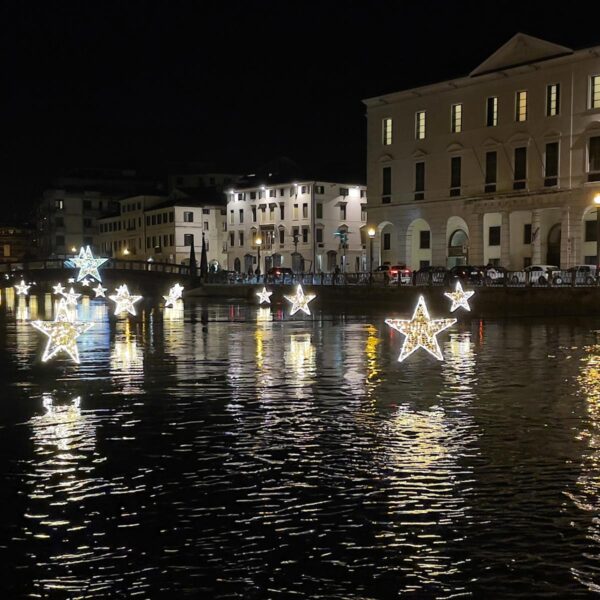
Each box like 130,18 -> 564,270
109,284 -> 142,316
385,295 -> 456,362
14,280 -> 31,296
256,287 -> 273,304
69,246 -> 108,282
31,298 -> 93,363
284,285 -> 316,316
444,281 -> 474,312
163,283 -> 184,308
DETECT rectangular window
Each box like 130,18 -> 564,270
382,118 -> 392,145
383,232 -> 391,250
229,210 -> 234,225
269,189 -> 276,198
279,229 -> 285,244
545,142 -> 559,186
451,103 -> 462,133
484,151 -> 497,194
293,204 -> 299,220
55,199 -> 64,210
202,208 -> 210,215
415,111 -> 426,139
489,226 -> 501,246
250,191 -> 257,200
163,234 -> 168,247
361,205 -> 367,221
589,137 -> 600,181
586,220 -> 597,242
486,96 -> 498,127
157,214 -> 162,225
591,75 -> 600,109
169,212 -> 174,223
56,235 -> 65,246
269,205 -> 275,221
315,185 -> 324,194
183,234 -> 193,246
450,156 -> 461,196
83,218 -> 92,228
339,187 -> 349,196
419,230 -> 430,249
415,162 -> 425,200
515,91 -> 527,122
279,188 -> 284,196
237,193 -> 244,201
184,211 -> 193,222
151,215 -> 156,225
146,237 -> 151,249
301,185 -> 309,194
279,204 -> 285,220
316,228 -> 323,243
204,221 -> 209,231
316,203 -> 323,219
524,223 -> 532,244
169,234 -> 174,246
239,209 -> 244,224
514,147 -> 527,189
239,232 -> 244,246
382,166 -> 391,203
546,83 -> 560,116
340,204 -> 347,220
251,206 -> 257,222
302,228 -> 309,243
146,216 -> 150,226
302,203 -> 308,219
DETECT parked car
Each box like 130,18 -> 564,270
389,264 -> 412,285
511,264 -> 559,285
482,265 -> 507,285
415,265 -> 447,285
267,267 -> 294,283
446,265 -> 484,285
553,264 -> 598,286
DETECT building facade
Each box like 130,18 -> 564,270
0,226 -> 35,262
226,179 -> 367,274
364,34 -> 600,271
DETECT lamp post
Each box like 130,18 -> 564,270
368,227 -> 376,283
595,194 -> 600,271
256,237 -> 262,282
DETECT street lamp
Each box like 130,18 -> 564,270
123,247 -> 130,256
368,227 -> 376,282
256,236 -> 262,281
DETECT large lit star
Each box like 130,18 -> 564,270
163,283 -> 184,307
444,281 -> 475,312
256,286 -> 273,305
93,283 -> 107,298
385,295 -> 456,362
14,280 -> 31,295
284,285 -> 316,316
69,246 -> 108,282
109,284 -> 142,316
31,299 -> 93,363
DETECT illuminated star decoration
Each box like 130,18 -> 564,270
69,246 -> 108,282
256,286 -> 273,305
163,283 -> 184,308
444,281 -> 475,312
31,298 -> 93,363
109,284 -> 142,316
93,283 -> 107,298
61,287 -> 81,307
81,278 -> 91,287
14,280 -> 31,296
52,283 -> 65,295
284,285 -> 316,316
385,295 -> 457,362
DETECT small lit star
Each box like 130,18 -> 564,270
163,283 -> 184,307
14,280 -> 31,296
256,286 -> 273,304
385,295 -> 456,362
61,287 -> 81,306
109,284 -> 142,316
31,299 -> 93,363
284,285 -> 316,316
93,283 -> 107,298
52,283 -> 65,295
81,278 -> 91,287
444,281 -> 475,312
68,278 -> 75,283
69,246 -> 108,282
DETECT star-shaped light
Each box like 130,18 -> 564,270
81,278 -> 91,287
256,286 -> 273,305
385,295 -> 456,362
163,283 -> 184,307
284,285 -> 316,316
93,283 -> 107,298
52,283 -> 65,295
444,281 -> 475,312
31,299 -> 93,363
109,284 -> 142,316
15,280 -> 31,295
68,278 -> 75,283
61,287 -> 81,306
69,246 -> 108,282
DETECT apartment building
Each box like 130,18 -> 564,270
226,176 -> 367,274
364,33 -> 600,270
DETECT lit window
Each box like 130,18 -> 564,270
183,211 -> 193,222
382,118 -> 392,145
451,104 -> 462,133
546,83 -> 560,116
515,91 -> 527,122
415,111 -> 426,139
589,136 -> 600,181
293,204 -> 299,220
486,97 -> 498,127
591,76 -> 600,109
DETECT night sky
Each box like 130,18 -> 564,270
2,0 -> 600,219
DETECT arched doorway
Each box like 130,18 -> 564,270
272,253 -> 282,267
547,223 -> 561,266
448,229 -> 469,267
292,252 -> 304,273
234,257 -> 241,273
264,255 -> 273,272
244,253 -> 254,274
326,250 -> 337,271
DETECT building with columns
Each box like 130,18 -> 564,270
364,33 -> 600,271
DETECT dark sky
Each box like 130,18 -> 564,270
2,0 -> 600,218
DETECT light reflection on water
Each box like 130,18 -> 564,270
2,290 -> 600,597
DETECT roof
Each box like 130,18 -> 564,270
146,186 -> 227,211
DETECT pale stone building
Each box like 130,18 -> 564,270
226,176 -> 367,274
364,34 -> 600,271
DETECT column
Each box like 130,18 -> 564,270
501,211 -> 511,268
467,212 -> 484,265
531,209 -> 542,265
430,220 -> 447,267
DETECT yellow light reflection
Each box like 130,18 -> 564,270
284,332 -> 315,384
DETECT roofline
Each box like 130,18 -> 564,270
227,180 -> 367,192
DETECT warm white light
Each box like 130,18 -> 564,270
123,248 -> 130,256
81,278 -> 91,287
61,287 -> 81,307
69,246 -> 108,282
163,283 -> 184,307
444,281 -> 475,312
385,295 -> 456,362
93,284 -> 107,298
14,280 -> 31,296
284,284 -> 316,316
368,228 -> 376,238
31,298 -> 93,363
595,194 -> 600,206
71,246 -> 77,253
52,283 -> 65,295
256,287 -> 272,304
109,284 -> 142,316
256,238 -> 262,246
